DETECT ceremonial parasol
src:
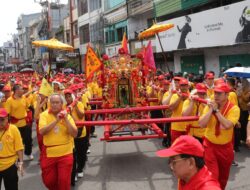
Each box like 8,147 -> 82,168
224,67 -> 250,78
138,23 -> 174,72
32,38 -> 74,78
32,38 -> 74,51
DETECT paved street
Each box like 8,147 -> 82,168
14,127 -> 250,190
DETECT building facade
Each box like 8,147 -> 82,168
72,0 -> 250,75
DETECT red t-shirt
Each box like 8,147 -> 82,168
178,166 -> 221,190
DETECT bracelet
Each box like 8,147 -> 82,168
18,161 -> 23,165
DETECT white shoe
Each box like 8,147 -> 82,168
24,154 -> 34,161
87,149 -> 91,154
75,176 -> 78,182
77,172 -> 84,178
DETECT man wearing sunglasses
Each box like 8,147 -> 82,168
157,135 -> 221,190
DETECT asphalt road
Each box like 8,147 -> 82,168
4,126 -> 250,190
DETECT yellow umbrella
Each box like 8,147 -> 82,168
32,38 -> 74,51
138,23 -> 174,40
138,23 -> 174,72
32,38 -> 74,79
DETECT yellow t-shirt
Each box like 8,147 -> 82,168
70,102 -> 86,138
170,94 -> 186,131
95,87 -> 102,98
0,124 -> 24,171
207,88 -> 214,100
146,85 -> 158,106
162,91 -> 170,103
82,93 -> 90,110
182,100 -> 205,138
39,110 -> 76,157
6,96 -> 28,127
202,104 -> 240,144
228,91 -> 238,106
24,94 -> 34,109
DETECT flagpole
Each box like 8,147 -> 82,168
48,49 -> 52,81
156,33 -> 170,73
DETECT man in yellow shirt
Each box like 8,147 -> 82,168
64,90 -> 88,185
147,76 -> 164,127
5,84 -> 33,161
39,94 -> 78,190
169,78 -> 189,144
182,83 -> 207,143
199,83 -> 240,190
0,108 -> 24,190
159,80 -> 172,147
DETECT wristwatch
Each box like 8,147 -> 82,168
213,109 -> 219,113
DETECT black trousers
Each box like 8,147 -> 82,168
162,123 -> 171,146
239,110 -> 249,142
71,136 -> 88,185
90,105 -> 96,134
150,110 -> 164,130
18,126 -> 32,155
0,164 -> 18,190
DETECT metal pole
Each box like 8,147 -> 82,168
156,33 -> 170,72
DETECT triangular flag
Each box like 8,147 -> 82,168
144,41 -> 156,71
39,78 -> 54,97
85,45 -> 103,81
121,32 -> 128,54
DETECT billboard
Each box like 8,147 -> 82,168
156,0 -> 250,52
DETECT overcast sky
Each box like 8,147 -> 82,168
0,0 -> 68,46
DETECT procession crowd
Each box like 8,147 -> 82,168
0,70 -> 249,190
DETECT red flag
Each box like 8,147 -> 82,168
144,41 -> 156,71
121,32 -> 128,54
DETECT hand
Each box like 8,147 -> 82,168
235,122 -> 241,129
17,162 -> 24,176
60,110 -> 68,120
33,86 -> 39,92
77,93 -> 82,98
190,95 -> 199,101
208,101 -> 218,111
37,95 -> 41,103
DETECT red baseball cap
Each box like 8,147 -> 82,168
3,86 -> 11,92
195,83 -> 207,93
205,73 -> 214,79
156,135 -> 204,158
214,78 -> 225,86
179,78 -> 189,85
214,83 -> 231,93
158,75 -> 165,80
23,85 -> 29,89
0,108 -> 8,118
163,80 -> 170,85
64,89 -> 73,95
173,77 -> 182,81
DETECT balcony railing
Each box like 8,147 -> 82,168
128,0 -> 153,16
